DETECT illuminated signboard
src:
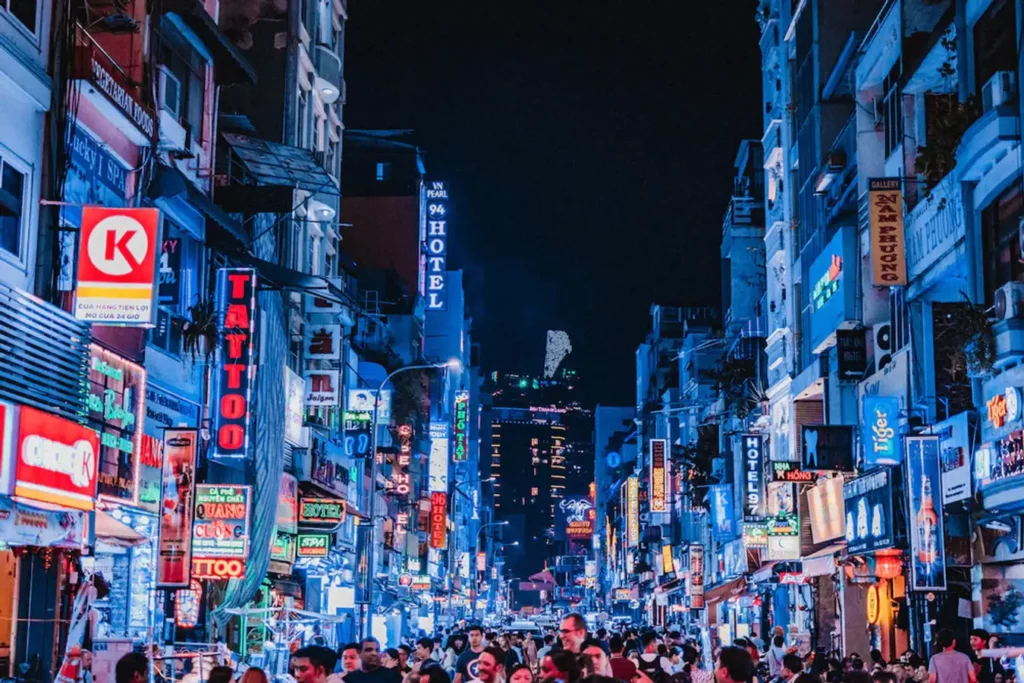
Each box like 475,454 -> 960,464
688,545 -> 704,609
429,422 -> 449,493
907,437 -> 947,591
626,476 -> 639,547
13,405 -> 100,511
270,532 -> 296,564
868,178 -> 907,286
156,429 -> 198,588
809,227 -> 856,351
391,425 -> 412,496
191,557 -> 245,579
661,545 -> 673,575
192,485 -> 251,559
210,268 -> 257,460
844,468 -> 895,554
801,425 -> 854,471
771,461 -> 815,483
743,434 -> 765,520
298,497 -> 346,525
411,576 -> 432,592
650,439 -> 667,512
812,255 -> 842,310
453,390 -> 470,462
429,491 -> 447,548
556,496 -> 595,540
305,369 -> 340,407
425,181 -> 449,310
862,396 -> 900,467
88,345 -> 145,502
742,523 -> 768,548
296,533 -> 331,557
74,206 -> 161,325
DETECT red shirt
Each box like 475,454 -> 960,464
611,656 -> 638,682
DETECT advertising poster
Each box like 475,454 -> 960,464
711,485 -> 736,539
907,436 -> 947,591
192,485 -> 251,558
868,178 -> 908,286
862,396 -> 901,468
347,388 -> 392,420
742,434 -> 765,520
650,439 -> 667,512
157,429 -> 198,587
844,468 -> 895,555
807,476 -> 845,544
278,473 -> 298,533
688,545 -> 705,609
802,425 -> 854,471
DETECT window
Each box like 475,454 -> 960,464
4,0 -> 36,33
156,19 -> 207,139
376,162 -> 392,182
0,156 -> 26,259
531,487 -> 539,496
298,90 -> 310,149
974,0 -> 1016,93
981,182 -> 1024,304
882,66 -> 903,160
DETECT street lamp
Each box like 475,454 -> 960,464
468,520 -> 508,621
362,358 -> 459,638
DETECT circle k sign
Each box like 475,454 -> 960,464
75,206 -> 160,325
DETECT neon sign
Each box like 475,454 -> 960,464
425,182 -> 449,310
812,254 -> 843,310
211,269 -> 257,460
453,390 -> 469,462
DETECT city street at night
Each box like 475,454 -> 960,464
0,1 -> 1020,683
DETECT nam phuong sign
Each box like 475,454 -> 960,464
192,485 -> 251,559
211,269 -> 257,460
424,181 -> 449,310
868,178 -> 907,286
453,390 -> 470,462
13,406 -> 100,511
157,429 -> 198,588
649,439 -> 667,512
74,207 -> 161,325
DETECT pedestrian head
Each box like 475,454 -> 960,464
597,629 -> 608,641
81,651 -> 94,671
240,668 -> 269,683
560,613 -> 588,654
416,638 -> 435,661
715,646 -> 754,683
844,673 -> 873,683
773,636 -> 784,649
292,647 -> 332,683
360,637 -> 382,670
795,675 -> 820,683
609,636 -> 625,655
544,635 -> 556,646
937,629 -> 957,651
641,631 -> 659,653
116,652 -> 149,683
477,647 -> 506,683
581,639 -> 612,677
412,667 -> 451,683
468,625 -> 485,650
873,672 -> 898,683
508,664 -> 535,683
970,629 -> 991,652
542,651 -> 581,683
782,654 -> 803,678
339,644 -> 361,673
383,649 -> 400,669
208,666 -> 234,683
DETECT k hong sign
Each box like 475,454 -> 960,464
211,269 -> 257,460
75,206 -> 161,325
425,181 -> 449,310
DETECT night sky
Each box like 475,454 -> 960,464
344,2 -> 762,405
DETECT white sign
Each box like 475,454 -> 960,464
348,389 -> 391,421
304,324 -> 342,360
305,370 -> 340,406
936,412 -> 972,504
429,435 -> 449,493
284,367 -> 306,445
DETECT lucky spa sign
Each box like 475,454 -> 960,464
75,206 -> 161,325
192,485 -> 251,559
88,345 -> 145,501
13,405 -> 100,511
211,269 -> 257,460
424,182 -> 449,310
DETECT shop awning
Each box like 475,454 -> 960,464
705,577 -> 747,605
94,509 -> 147,547
148,164 -> 251,251
802,543 -> 846,577
161,0 -> 257,85
221,133 -> 340,194
749,562 -> 777,584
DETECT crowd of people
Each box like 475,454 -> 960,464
106,617 -> 1020,683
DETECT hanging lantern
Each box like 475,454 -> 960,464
874,551 -> 902,580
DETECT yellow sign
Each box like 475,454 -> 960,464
867,584 -> 880,624
869,178 -> 907,286
662,545 -> 674,574
627,477 -> 640,547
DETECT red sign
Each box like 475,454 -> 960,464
211,268 -> 257,460
191,557 -> 245,579
429,491 -> 447,548
157,429 -> 198,588
398,573 -> 413,587
75,207 -> 160,325
14,406 -> 99,511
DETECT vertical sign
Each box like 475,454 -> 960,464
88,345 -> 146,503
429,422 -> 449,492
862,396 -> 901,468
688,545 -> 705,609
711,485 -> 736,539
211,268 -> 257,460
429,491 -> 447,548
743,434 -> 765,520
937,412 -> 972,504
907,437 -> 947,591
157,429 -> 198,588
425,181 -> 449,310
626,476 -> 640,546
453,390 -> 470,462
868,178 -> 907,286
649,439 -> 667,512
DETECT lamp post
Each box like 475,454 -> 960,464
446,480 -> 496,627
362,358 -> 460,639
469,520 -> 508,621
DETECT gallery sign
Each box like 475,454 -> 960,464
298,497 -> 346,525
802,425 -> 854,471
844,468 -> 895,554
907,437 -> 947,591
75,207 -> 161,325
453,390 -> 470,462
156,429 -> 197,587
742,434 -> 765,520
14,405 -> 100,511
650,439 -> 667,512
862,396 -> 900,468
868,178 -> 908,286
424,181 -> 449,310
88,345 -> 145,502
192,485 -> 251,559
211,269 -> 257,460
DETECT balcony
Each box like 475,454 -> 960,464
313,45 -> 343,104
956,103 -> 1020,185
764,220 -> 785,262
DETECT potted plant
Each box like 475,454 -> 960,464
181,298 -> 218,364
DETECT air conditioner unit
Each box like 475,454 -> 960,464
982,71 -> 1017,112
993,281 -> 1024,321
157,65 -> 181,118
873,322 -> 892,371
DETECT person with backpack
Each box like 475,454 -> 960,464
637,633 -> 672,683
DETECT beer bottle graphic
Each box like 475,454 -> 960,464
917,475 -> 939,578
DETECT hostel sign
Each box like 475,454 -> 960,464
211,269 -> 257,460
425,181 -> 449,310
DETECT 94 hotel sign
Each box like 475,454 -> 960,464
75,207 -> 161,325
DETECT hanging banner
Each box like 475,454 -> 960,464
650,439 -> 667,512
907,437 -> 947,591
742,434 -> 765,520
305,370 -> 340,407
13,405 -> 100,511
862,396 -> 901,468
688,545 -> 705,609
711,485 -> 736,539
0,495 -> 86,548
429,491 -> 447,549
868,178 -> 907,286
157,429 -> 198,588
303,324 -> 342,360
191,485 -> 251,559
429,423 -> 449,493
210,268 -> 257,460
453,390 -> 470,462
74,206 -> 161,325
